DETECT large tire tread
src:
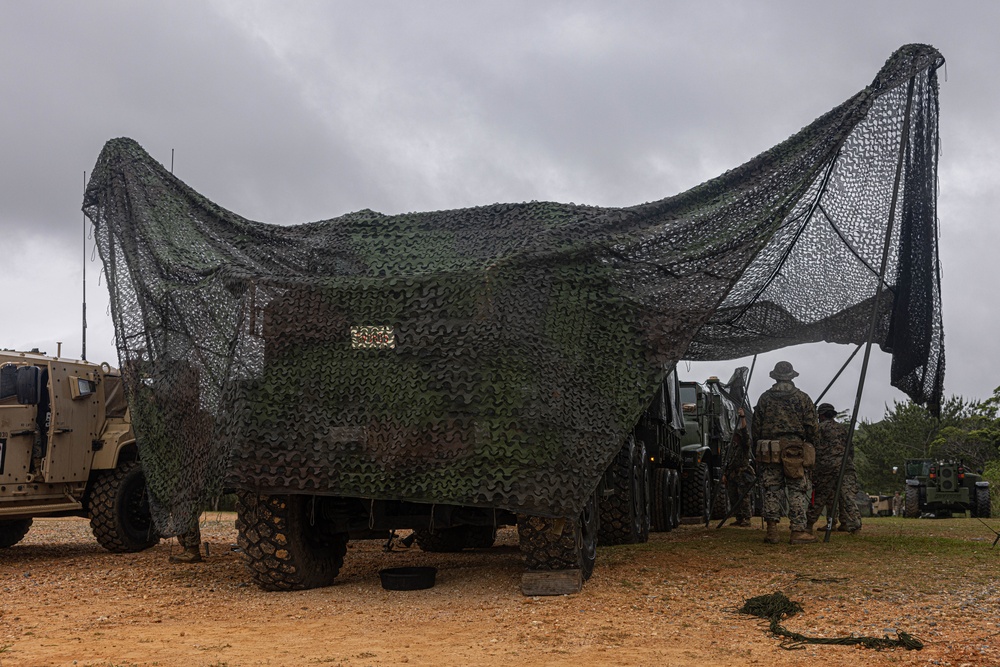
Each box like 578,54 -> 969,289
598,436 -> 648,545
904,485 -> 921,518
974,487 -> 991,519
236,492 -> 348,591
682,462 -> 711,522
518,491 -> 598,580
88,460 -> 160,553
651,468 -> 672,532
669,469 -> 682,529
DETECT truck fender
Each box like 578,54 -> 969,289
681,444 -> 710,466
905,478 -> 921,487
975,481 -> 990,487
90,419 -> 138,471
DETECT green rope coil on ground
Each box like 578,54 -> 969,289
737,592 -> 923,651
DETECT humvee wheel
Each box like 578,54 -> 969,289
682,462 -> 711,522
973,486 -> 991,518
0,518 -> 32,548
88,460 -> 160,552
518,490 -> 599,580
413,525 -> 497,552
236,492 -> 348,591
598,435 -> 650,545
903,485 -> 921,518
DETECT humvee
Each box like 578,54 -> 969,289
0,349 -> 159,551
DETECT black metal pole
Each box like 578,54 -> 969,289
825,76 -> 916,543
815,342 -> 864,405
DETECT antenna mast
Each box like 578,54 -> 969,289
82,170 -> 87,361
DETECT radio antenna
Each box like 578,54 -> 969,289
82,170 -> 87,361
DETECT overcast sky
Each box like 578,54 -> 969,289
1,1 -> 997,422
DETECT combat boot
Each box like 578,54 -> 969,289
733,518 -> 751,527
169,545 -> 203,564
789,530 -> 817,544
764,521 -> 779,544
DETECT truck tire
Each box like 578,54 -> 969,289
651,467 -> 672,532
682,462 -> 711,523
413,525 -> 497,552
710,478 -> 730,521
88,460 -> 160,552
973,486 -> 991,518
518,490 -> 598,580
236,492 -> 348,591
903,485 -> 921,518
598,436 -> 650,545
0,518 -> 32,548
669,469 -> 681,529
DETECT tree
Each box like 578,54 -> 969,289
853,395 -> 998,493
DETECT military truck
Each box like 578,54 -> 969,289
903,459 -> 991,518
235,367 -> 685,591
595,371 -> 685,546
82,45 -> 948,595
0,349 -> 159,551
677,374 -> 750,523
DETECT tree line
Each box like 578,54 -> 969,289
854,386 -> 1000,503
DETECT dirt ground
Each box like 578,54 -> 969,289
1,514 -> 998,667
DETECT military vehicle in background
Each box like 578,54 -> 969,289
0,349 -> 159,551
596,371 -> 685,546
869,494 -> 892,517
677,373 -> 751,523
903,458 -> 991,518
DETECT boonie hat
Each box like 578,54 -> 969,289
769,360 -> 799,380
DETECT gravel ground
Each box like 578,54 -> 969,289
1,514 -> 998,666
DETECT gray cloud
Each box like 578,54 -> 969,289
2,0 -> 997,420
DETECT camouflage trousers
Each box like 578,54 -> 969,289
177,524 -> 202,549
726,464 -> 753,521
760,462 -> 810,531
807,467 -> 862,530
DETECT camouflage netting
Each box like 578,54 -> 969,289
83,44 -> 944,536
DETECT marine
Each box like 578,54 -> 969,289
169,524 -> 204,564
726,407 -> 754,527
752,361 -> 818,544
807,403 -> 862,534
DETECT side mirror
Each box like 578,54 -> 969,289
16,366 -> 41,405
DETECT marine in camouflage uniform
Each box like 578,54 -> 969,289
752,361 -> 818,544
169,522 -> 203,564
726,408 -> 754,527
891,491 -> 904,517
806,403 -> 862,533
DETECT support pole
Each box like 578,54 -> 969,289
815,342 -> 864,405
825,76 -> 916,543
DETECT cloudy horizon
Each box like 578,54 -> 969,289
2,1 -> 997,422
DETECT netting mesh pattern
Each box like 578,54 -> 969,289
83,44 -> 944,536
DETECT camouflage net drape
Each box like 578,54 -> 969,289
83,44 -> 944,536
